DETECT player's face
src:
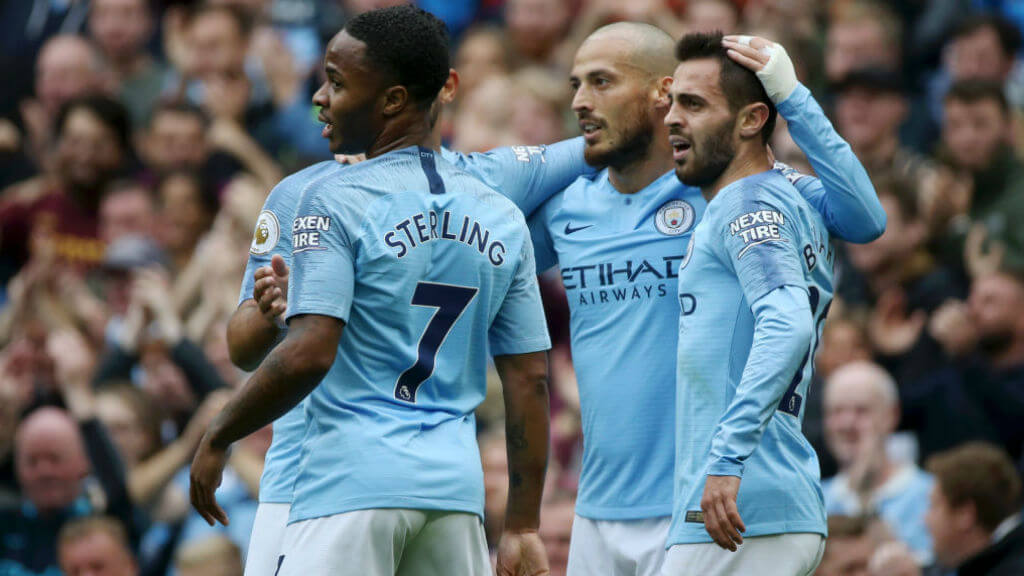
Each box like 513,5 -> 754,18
664,59 -> 736,188
312,31 -> 383,155
570,38 -> 656,169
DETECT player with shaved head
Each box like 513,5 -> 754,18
527,24 -> 885,575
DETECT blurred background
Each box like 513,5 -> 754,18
1,1 -> 1023,575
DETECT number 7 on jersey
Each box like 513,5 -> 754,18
395,282 -> 478,402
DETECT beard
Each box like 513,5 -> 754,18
582,105 -> 654,170
978,327 -> 1014,357
675,118 -> 735,189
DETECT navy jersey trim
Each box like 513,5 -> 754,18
418,147 -> 446,195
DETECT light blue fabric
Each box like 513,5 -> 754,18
668,170 -> 833,545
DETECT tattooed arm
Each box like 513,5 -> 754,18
190,314 -> 343,525
495,351 -> 550,530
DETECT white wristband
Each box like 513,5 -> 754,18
755,43 -> 799,105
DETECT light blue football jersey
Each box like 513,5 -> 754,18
823,466 -> 934,563
528,83 -> 882,521
237,139 -> 588,504
668,170 -> 834,545
284,146 -> 551,522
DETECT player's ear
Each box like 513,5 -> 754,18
737,102 -> 770,141
440,69 -> 459,105
381,85 -> 410,117
654,76 -> 673,109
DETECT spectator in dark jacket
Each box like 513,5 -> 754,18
925,442 -> 1024,576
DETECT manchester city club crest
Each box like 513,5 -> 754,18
654,200 -> 694,236
250,210 -> 280,255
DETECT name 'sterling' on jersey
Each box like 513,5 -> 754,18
384,209 -> 507,266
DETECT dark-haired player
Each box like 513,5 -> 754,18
527,24 -> 883,575
662,33 -> 833,574
190,6 -> 552,575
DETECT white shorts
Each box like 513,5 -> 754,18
244,502 -> 290,576
567,515 -> 671,576
662,533 -> 825,576
276,509 -> 490,576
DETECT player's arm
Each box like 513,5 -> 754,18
191,313 -> 343,525
193,185 -> 356,526
448,137 -> 593,217
490,225 -> 553,574
700,192 -> 813,550
227,255 -> 289,371
725,35 -> 887,243
494,351 -> 550,533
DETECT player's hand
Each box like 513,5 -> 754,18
495,530 -> 550,576
190,432 -> 230,526
253,254 -> 289,324
722,35 -> 798,105
701,475 -> 745,551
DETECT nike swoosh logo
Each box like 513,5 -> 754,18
564,223 -> 594,235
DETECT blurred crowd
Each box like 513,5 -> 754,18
1,0 -> 1023,575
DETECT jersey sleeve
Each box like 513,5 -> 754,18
238,182 -> 296,306
488,231 -> 552,356
284,187 -> 357,323
445,137 -> 591,217
777,83 -> 886,243
706,285 -> 813,477
526,194 -> 560,273
715,187 -> 807,305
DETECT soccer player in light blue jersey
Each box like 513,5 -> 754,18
526,24 -> 883,576
191,7 -> 553,576
226,70 -> 591,576
661,33 -> 837,574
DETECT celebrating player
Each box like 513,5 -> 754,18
662,32 -> 833,574
190,6 -> 553,575
527,23 -> 882,576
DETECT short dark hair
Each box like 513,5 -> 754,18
345,5 -> 450,108
147,100 -> 210,130
945,79 -> 1009,115
674,31 -> 776,144
927,442 -> 1022,533
56,95 -> 132,154
953,13 -> 1022,57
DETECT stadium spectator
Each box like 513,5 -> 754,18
88,0 -> 167,129
822,361 -> 934,563
21,35 -> 109,168
902,270 -> 1024,465
832,69 -> 946,215
0,95 -> 131,280
825,1 -> 902,85
99,181 -> 157,246
505,0 -> 572,70
508,67 -> 569,146
452,25 -> 509,103
939,79 -> 1024,270
925,442 -> 1024,575
0,403 -> 132,575
154,172 -> 216,274
58,515 -> 138,576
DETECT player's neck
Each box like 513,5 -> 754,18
365,114 -> 438,159
608,139 -> 675,195
700,145 -> 772,202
